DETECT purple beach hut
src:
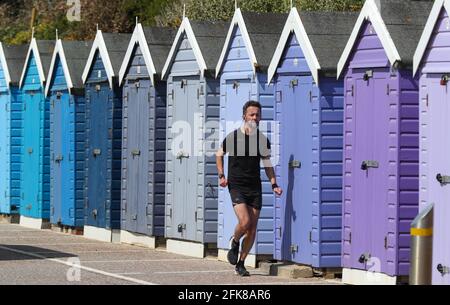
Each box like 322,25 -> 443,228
337,0 -> 432,285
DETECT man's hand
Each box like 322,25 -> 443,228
273,187 -> 283,196
220,177 -> 228,188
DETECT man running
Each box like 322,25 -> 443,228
216,101 -> 283,277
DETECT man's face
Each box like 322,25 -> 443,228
244,106 -> 261,127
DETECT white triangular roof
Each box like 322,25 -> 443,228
413,0 -> 450,75
44,39 -> 74,96
337,0 -> 401,79
82,30 -> 116,87
161,17 -> 208,80
0,43 -> 12,89
19,38 -> 47,88
215,8 -> 258,77
118,23 -> 158,86
267,7 -> 321,84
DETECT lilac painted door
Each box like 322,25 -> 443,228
351,69 -> 390,272
427,75 -> 450,285
275,75 -> 313,264
218,79 -> 251,250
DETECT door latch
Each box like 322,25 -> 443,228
437,264 -> 449,276
361,160 -> 379,171
359,253 -> 371,264
92,209 -> 98,218
436,174 -> 450,186
177,224 -> 186,233
176,151 -> 190,160
289,79 -> 298,88
233,81 -> 240,90
289,160 -> 301,169
27,148 -> 33,154
290,245 -> 299,254
93,149 -> 101,157
363,70 -> 373,81
55,155 -> 63,163
131,149 -> 141,157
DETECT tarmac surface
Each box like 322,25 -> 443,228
0,223 -> 341,285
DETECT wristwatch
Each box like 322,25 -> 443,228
219,174 -> 225,179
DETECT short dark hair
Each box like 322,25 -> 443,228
243,101 -> 262,116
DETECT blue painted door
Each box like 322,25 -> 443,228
123,80 -> 151,235
276,76 -> 313,264
61,94 -> 73,225
51,93 -> 63,223
22,91 -> 41,218
171,77 -> 200,241
218,79 -> 251,249
0,93 -> 9,214
86,84 -> 109,228
136,81 -> 150,235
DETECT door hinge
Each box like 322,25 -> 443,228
169,208 -> 172,218
195,211 -> 198,222
309,231 -> 312,243
277,226 -> 282,239
309,90 -> 312,103
426,94 -> 429,107
124,201 -> 127,212
386,84 -> 390,96
349,232 -> 352,244
5,103 -> 9,112
23,102 -> 26,111
351,85 -> 354,97
384,236 -> 388,249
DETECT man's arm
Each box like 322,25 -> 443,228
263,157 -> 283,196
216,148 -> 228,188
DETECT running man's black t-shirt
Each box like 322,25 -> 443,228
222,129 -> 271,191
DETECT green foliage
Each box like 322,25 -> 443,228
155,0 -> 364,26
0,0 -> 363,45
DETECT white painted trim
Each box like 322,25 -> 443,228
342,268 -> 398,285
19,38 -> 47,88
166,239 -> 205,258
83,225 -> 113,243
215,8 -> 258,78
0,42 -> 12,89
267,7 -> 321,84
337,0 -> 401,79
218,249 -> 257,268
82,30 -> 116,88
161,17 -> 208,80
44,40 -> 74,96
413,0 -> 450,76
118,23 -> 157,86
120,230 -> 156,249
19,216 -> 50,230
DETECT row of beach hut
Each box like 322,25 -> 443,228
0,0 -> 449,285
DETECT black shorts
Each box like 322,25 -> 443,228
229,189 -> 263,211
